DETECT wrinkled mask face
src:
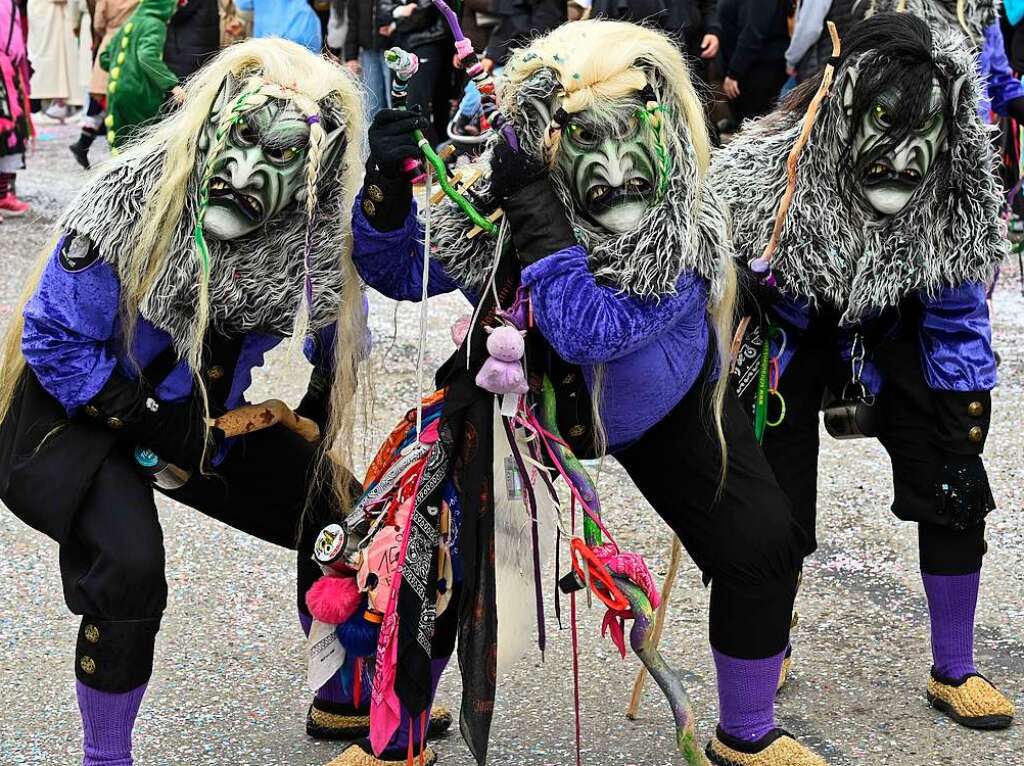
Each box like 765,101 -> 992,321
554,100 -> 659,234
200,98 -> 310,240
850,79 -> 948,217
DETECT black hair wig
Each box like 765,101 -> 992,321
785,12 -> 952,180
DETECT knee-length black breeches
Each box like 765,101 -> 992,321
61,425 -> 337,693
759,322 -> 990,576
615,372 -> 806,660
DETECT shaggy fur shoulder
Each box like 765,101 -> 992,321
710,30 -> 1006,324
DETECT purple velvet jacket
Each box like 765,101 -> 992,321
978,23 -> 1024,120
21,234 -> 337,462
352,196 -> 710,450
768,284 -> 997,395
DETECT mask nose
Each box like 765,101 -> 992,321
598,140 -> 629,188
226,151 -> 264,191
889,139 -> 915,172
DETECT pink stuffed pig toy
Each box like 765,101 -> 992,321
475,324 -> 529,395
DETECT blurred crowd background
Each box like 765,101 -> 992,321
4,0 -> 1024,219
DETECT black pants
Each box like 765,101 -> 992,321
761,321 -> 988,576
61,426 -> 336,691
616,373 -> 805,659
404,41 -> 454,145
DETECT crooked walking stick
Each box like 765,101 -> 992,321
533,380 -> 705,766
747,21 -> 842,282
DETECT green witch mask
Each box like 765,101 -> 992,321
554,101 -> 660,235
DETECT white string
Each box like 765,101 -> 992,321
416,166 -> 432,434
464,215 -> 509,370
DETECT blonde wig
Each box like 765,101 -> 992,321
0,38 -> 367,511
432,20 -> 736,466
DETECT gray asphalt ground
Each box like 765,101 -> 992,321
1,123 -> 1022,766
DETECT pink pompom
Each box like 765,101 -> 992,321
305,575 -> 362,625
451,315 -> 472,347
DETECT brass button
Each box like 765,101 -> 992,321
562,373 -> 576,385
106,417 -> 124,429
206,365 -> 225,381
568,424 -> 587,437
80,656 -> 96,674
84,624 -> 100,643
367,184 -> 384,202
968,401 -> 984,417
968,426 -> 984,444
83,405 -> 100,418
362,199 -> 376,217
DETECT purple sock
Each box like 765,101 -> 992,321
922,570 -> 980,680
712,648 -> 785,743
76,682 -> 147,766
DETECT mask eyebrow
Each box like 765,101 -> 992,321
242,100 -> 310,151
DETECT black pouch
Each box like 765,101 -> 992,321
823,381 -> 879,439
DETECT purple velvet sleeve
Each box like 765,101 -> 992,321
980,24 -> 1024,118
351,194 -> 461,302
918,283 -> 997,391
22,240 -> 121,413
521,245 -> 709,365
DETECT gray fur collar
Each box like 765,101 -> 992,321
60,148 -> 352,349
860,0 -> 1001,45
710,30 -> 1006,324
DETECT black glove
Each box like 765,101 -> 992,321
360,109 -> 430,232
488,140 -> 576,265
85,373 -> 218,471
1007,96 -> 1024,124
487,139 -> 548,202
937,455 -> 996,531
367,108 -> 430,178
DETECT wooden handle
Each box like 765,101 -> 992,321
211,399 -> 321,442
759,21 -> 841,267
626,536 -> 683,719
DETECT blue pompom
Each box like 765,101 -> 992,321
337,608 -> 380,657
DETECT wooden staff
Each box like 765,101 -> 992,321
626,536 -> 683,719
751,21 -> 842,275
211,399 -> 320,442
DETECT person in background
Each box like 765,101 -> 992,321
450,0 -> 563,137
449,0 -> 494,137
719,0 -> 789,123
786,0 -> 859,83
234,0 -> 322,52
165,0 -> 220,79
378,0 -> 453,143
219,0 -> 249,45
68,0 -> 137,167
0,0 -> 31,218
567,0 -> 589,21
309,0 -> 330,41
99,0 -> 182,150
27,0 -> 84,121
345,0 -> 390,120
326,0 -> 346,56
